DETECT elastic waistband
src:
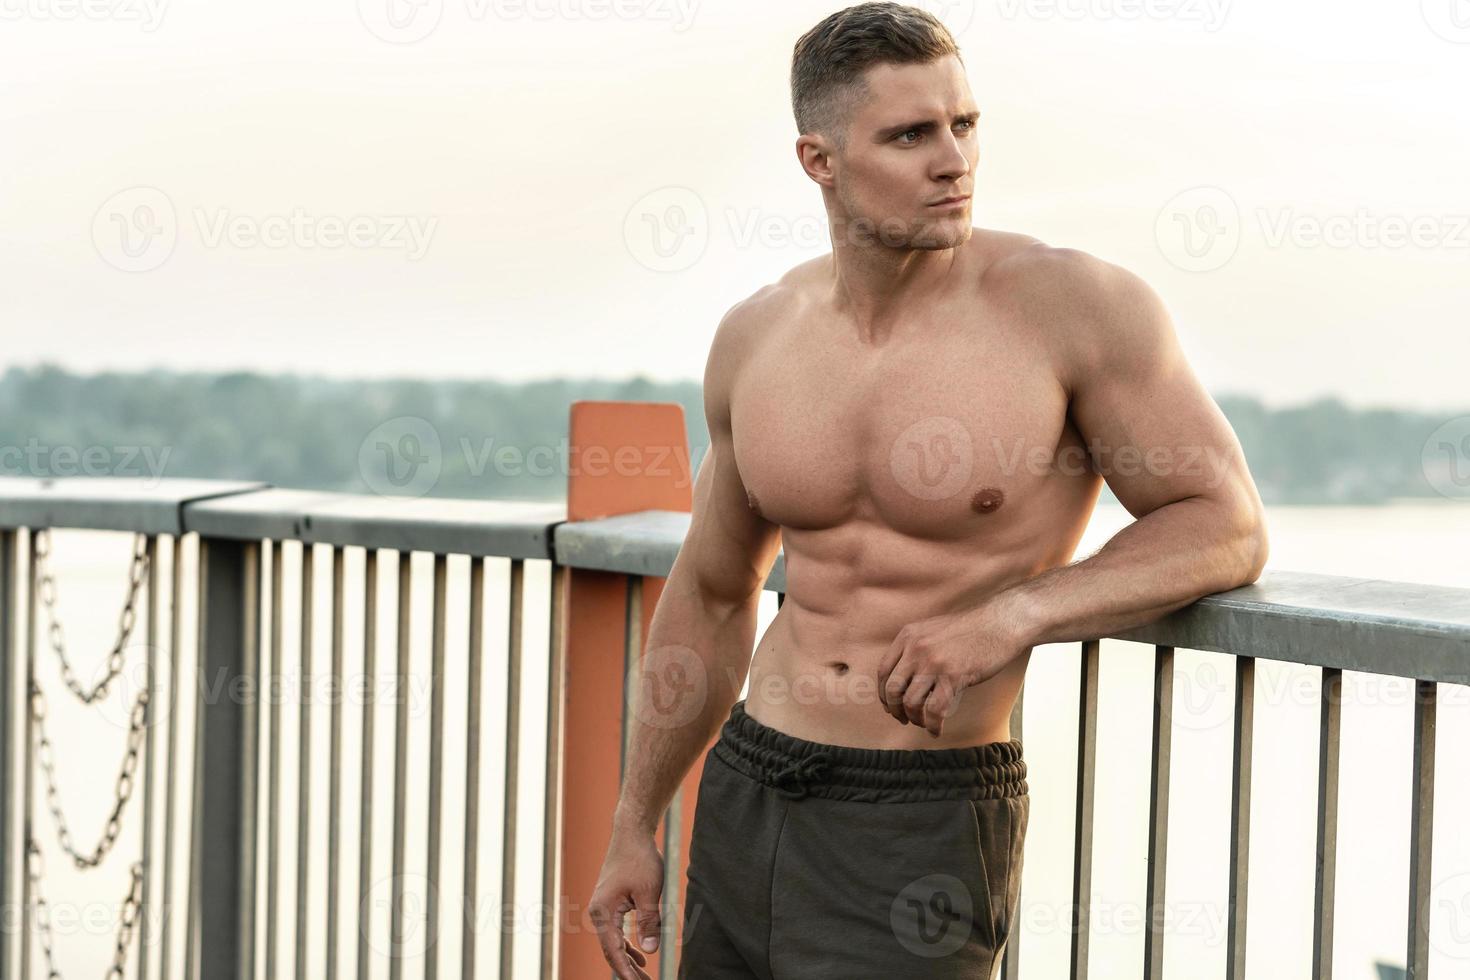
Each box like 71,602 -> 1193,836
711,699 -> 1027,804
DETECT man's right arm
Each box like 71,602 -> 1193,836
612,291 -> 783,835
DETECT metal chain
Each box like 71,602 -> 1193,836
33,529 -> 150,705
29,678 -> 150,869
27,837 -> 145,980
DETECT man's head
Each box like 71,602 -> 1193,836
791,3 -> 978,250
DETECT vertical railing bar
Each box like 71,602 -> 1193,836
266,540 -> 285,980
326,545 -> 346,980
238,541 -> 262,980
138,534 -> 160,980
463,556 -> 487,978
425,553 -> 448,980
295,541 -> 316,980
357,549 -> 380,980
390,550 -> 412,980
161,533 -> 183,980
1070,638 -> 1100,980
1226,656 -> 1254,980
490,558 -> 520,980
1002,677 -> 1024,980
0,529 -> 17,980
620,575 -> 643,781
618,572 -> 646,980
1407,679 -> 1436,978
541,563 -> 569,980
1312,667 -> 1341,980
1143,646 -> 1174,980
183,537 -> 204,980
21,528 -> 38,980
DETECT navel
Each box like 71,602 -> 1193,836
970,486 -> 1005,514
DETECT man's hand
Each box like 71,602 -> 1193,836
589,823 -> 666,980
876,599 -> 1029,737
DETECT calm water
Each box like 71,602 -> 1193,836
8,502 -> 1469,978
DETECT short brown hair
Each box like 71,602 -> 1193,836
790,2 -> 961,150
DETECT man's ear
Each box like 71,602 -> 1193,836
796,134 -> 836,189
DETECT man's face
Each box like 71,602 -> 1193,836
830,54 -> 978,251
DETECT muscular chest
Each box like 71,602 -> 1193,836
730,318 -> 1074,540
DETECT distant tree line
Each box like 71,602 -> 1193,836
0,363 -> 1458,506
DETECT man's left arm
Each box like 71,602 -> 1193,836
995,253 -> 1271,647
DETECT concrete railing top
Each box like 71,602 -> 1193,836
2,478 -> 1466,682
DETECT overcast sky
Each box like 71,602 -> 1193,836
2,0 -> 1467,413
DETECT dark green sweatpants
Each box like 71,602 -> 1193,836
676,698 -> 1029,979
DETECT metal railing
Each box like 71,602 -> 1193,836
0,476 -> 1466,979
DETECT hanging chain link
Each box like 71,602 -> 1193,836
33,528 -> 150,705
23,527 -> 155,977
30,678 -> 151,869
27,837 -> 145,980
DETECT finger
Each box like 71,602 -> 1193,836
922,678 -> 954,737
902,672 -> 937,729
592,899 -> 643,980
876,631 -> 908,709
615,935 -> 653,980
623,936 -> 654,977
634,890 -> 662,954
885,658 -> 916,723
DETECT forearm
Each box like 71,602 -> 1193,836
611,582 -> 758,836
997,495 -> 1267,649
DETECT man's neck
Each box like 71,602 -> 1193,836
825,226 -> 963,346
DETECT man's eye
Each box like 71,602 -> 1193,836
956,120 -> 975,132
898,130 -> 920,144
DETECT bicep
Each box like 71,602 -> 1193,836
680,421 -> 781,607
1066,268 -> 1257,520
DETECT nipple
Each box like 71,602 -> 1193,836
970,486 -> 1005,514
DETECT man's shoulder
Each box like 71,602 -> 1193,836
972,233 -> 1175,395
710,256 -> 824,355
978,235 -> 1162,325
703,264 -> 808,402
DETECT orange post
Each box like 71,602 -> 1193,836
556,400 -> 705,979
